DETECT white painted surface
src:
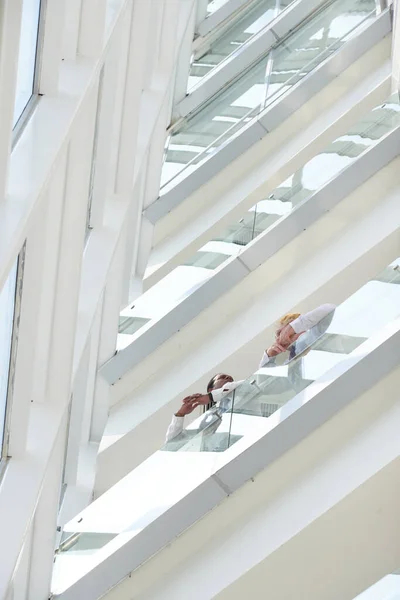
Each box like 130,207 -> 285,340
0,0 -> 198,598
0,1 -> 399,599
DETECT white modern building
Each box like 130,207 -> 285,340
0,0 -> 400,598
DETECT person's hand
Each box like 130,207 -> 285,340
277,324 -> 302,347
266,342 -> 287,357
183,393 -> 210,406
175,395 -> 202,417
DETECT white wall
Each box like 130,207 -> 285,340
0,0 -> 197,598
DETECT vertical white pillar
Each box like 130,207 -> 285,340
91,227 -> 128,448
30,152 -> 68,409
46,120 -> 92,415
142,0 -> 162,90
8,203 -> 50,458
0,0 -> 23,203
392,0 -> 400,93
62,0 -> 82,59
78,0 -> 107,58
38,0 -> 68,94
173,0 -> 197,106
114,0 -> 152,195
27,414 -> 68,600
196,0 -> 209,28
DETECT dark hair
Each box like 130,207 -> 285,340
206,375 -> 219,392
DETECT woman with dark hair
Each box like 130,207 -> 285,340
165,373 -> 240,443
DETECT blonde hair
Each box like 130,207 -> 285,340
279,312 -> 301,326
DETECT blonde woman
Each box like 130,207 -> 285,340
259,304 -> 336,368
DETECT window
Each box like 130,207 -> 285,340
0,260 -> 19,452
13,0 -> 42,128
86,67 -> 105,234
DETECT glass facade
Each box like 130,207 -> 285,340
162,0 -> 378,191
0,261 -> 18,451
189,0 -> 293,90
54,259 -> 400,594
13,0 -> 42,128
118,95 -> 400,346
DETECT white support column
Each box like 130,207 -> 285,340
78,0 -> 107,58
81,297 -> 104,445
46,121 -> 91,415
392,0 -> 400,92
143,97 -> 172,210
64,340 -> 91,486
114,0 -> 152,195
158,0 -> 182,74
91,228 -> 128,447
196,0 -> 209,28
125,162 -> 148,302
142,0 -> 162,90
37,0 -> 68,94
173,0 -> 197,106
26,413 -> 68,600
0,0 -> 23,202
88,59 -> 117,229
11,522 -> 33,599
153,0 -> 166,69
62,0 -> 82,59
96,3 -> 132,226
7,204 -> 50,458
30,152 -> 68,409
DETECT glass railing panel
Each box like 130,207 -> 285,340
118,95 -> 400,348
118,316 -> 150,336
53,260 -> 400,595
161,0 -> 380,192
262,0 -> 377,107
163,258 -> 400,453
189,0 -> 292,91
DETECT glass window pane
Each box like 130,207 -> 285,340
86,68 -> 105,233
13,0 -> 42,128
0,261 -> 18,448
189,0 -> 294,90
162,0 -> 378,191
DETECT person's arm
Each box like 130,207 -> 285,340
259,351 -> 271,368
259,342 -> 287,368
182,382 -> 244,408
278,304 -> 336,346
165,415 -> 185,443
165,394 -> 202,443
210,380 -> 243,404
290,304 -> 336,334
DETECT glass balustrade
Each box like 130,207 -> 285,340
162,260 -> 400,453
161,0 -> 379,192
0,261 -> 18,451
189,0 -> 293,91
53,258 -> 400,595
118,95 -> 400,349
